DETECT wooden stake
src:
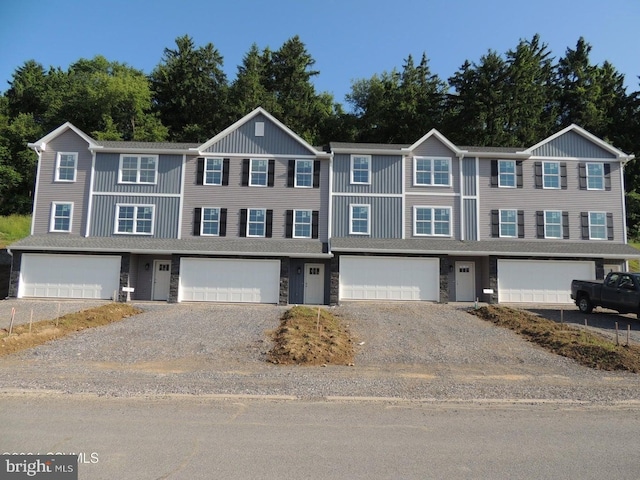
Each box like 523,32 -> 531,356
615,322 -> 619,346
8,307 -> 15,336
29,309 -> 33,334
56,302 -> 61,327
316,306 -> 321,331
628,324 -> 631,347
560,308 -> 563,324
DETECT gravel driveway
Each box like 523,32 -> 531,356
0,300 -> 639,403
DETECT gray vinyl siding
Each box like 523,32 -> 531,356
463,198 -> 478,240
405,195 -> 460,240
478,159 -> 625,241
90,195 -> 180,238
531,131 -> 616,158
205,113 -> 313,156
462,157 -> 477,196
332,196 -> 402,238
93,153 -> 182,194
32,130 -> 92,235
332,154 -> 403,194
182,155 -> 329,241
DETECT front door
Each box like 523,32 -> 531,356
455,261 -> 475,302
304,263 -> 325,304
152,260 -> 171,301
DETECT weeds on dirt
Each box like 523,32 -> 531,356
0,303 -> 142,357
268,306 -> 355,366
471,305 -> 640,373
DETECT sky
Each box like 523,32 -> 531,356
1,0 -> 639,108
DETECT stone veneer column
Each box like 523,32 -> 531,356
488,256 -> 498,304
279,258 -> 289,305
7,251 -> 22,298
168,254 -> 181,303
118,253 -> 131,302
329,255 -> 340,306
438,256 -> 450,303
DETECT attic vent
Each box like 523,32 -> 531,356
255,122 -> 265,137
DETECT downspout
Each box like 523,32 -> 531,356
85,150 -> 97,237
458,153 -> 464,241
29,145 -> 43,235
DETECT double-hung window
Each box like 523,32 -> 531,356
349,204 -> 370,235
119,155 -> 158,184
414,157 -> 451,186
586,163 -> 605,190
295,160 -> 313,187
50,202 -> 73,232
115,204 -> 154,235
589,212 -> 607,240
204,158 -> 223,185
293,210 -> 312,238
55,152 -> 77,182
542,161 -> 560,189
350,155 -> 371,184
201,208 -> 220,236
414,206 -> 451,236
498,160 -> 516,188
247,208 -> 266,237
544,211 -> 562,239
250,159 -> 268,186
499,210 -> 517,237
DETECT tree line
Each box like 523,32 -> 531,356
1,34 -> 639,233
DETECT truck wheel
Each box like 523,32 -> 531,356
578,295 -> 593,314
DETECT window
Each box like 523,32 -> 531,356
50,202 -> 73,232
414,207 -> 451,236
542,161 -> 560,189
119,155 -> 158,184
115,204 -> 154,235
349,204 -> 370,235
201,208 -> 220,236
586,163 -> 604,190
544,211 -> 562,239
55,153 -> 77,182
499,210 -> 517,237
350,155 -> 371,184
293,210 -> 312,238
247,208 -> 266,237
589,212 -> 607,240
498,160 -> 516,188
414,157 -> 451,186
250,159 -> 268,186
204,158 -> 223,185
295,160 -> 313,187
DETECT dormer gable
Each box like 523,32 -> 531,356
402,128 -> 465,157
28,122 -> 98,152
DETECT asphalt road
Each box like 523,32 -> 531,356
2,393 -> 640,480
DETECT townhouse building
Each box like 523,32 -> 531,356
7,108 -> 639,306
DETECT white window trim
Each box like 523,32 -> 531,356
294,159 -> 313,188
49,202 -> 73,232
249,159 -> 268,187
114,204 -> 155,235
293,209 -> 312,238
499,209 -> 517,238
55,152 -> 78,182
497,160 -> 516,188
544,210 -> 563,239
588,211 -> 607,240
349,204 -> 370,235
247,208 -> 267,237
350,155 -> 371,185
542,161 -> 560,189
413,156 -> 452,187
201,207 -> 221,236
118,154 -> 159,185
203,158 -> 223,186
586,162 -> 605,191
413,206 -> 452,237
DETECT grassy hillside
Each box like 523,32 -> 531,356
0,215 -> 31,248
629,241 -> 640,272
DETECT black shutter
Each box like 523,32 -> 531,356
285,210 -> 293,238
560,162 -> 567,189
578,163 -> 587,189
491,210 -> 499,237
313,160 -> 321,188
219,208 -> 227,237
536,211 -> 544,238
516,161 -> 523,188
534,162 -> 542,188
287,160 -> 295,187
312,210 -> 319,238
580,212 -> 589,239
193,208 -> 202,236
239,209 -> 247,237
265,209 -> 273,237
241,159 -> 250,186
604,163 -> 611,190
517,210 -> 525,238
562,211 -> 569,239
490,161 -> 498,187
267,159 -> 275,187
607,213 -> 614,240
222,159 -> 230,186
196,158 -> 205,185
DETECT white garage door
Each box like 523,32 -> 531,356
340,256 -> 440,301
19,254 -> 121,299
498,259 -> 595,303
179,258 -> 280,303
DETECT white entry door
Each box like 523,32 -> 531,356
455,261 -> 475,302
152,260 -> 171,301
304,263 -> 325,304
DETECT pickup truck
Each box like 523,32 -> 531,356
571,271 -> 640,317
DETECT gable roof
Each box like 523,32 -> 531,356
28,122 -> 99,151
403,128 -> 465,155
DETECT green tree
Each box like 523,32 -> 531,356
228,44 -> 278,118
